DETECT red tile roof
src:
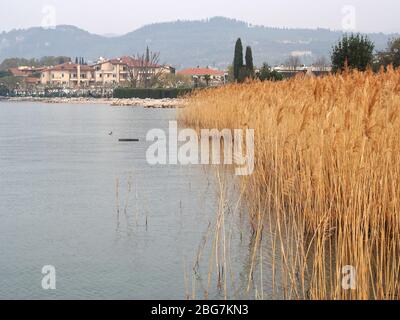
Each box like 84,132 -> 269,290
45,63 -> 94,72
8,67 -> 26,77
119,56 -> 161,68
94,56 -> 161,68
177,68 -> 225,76
9,67 -> 45,77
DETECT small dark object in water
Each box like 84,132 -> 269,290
119,139 -> 140,142
109,131 -> 113,136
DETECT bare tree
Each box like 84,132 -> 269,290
286,55 -> 301,71
127,49 -> 164,88
313,56 -> 329,71
127,66 -> 138,88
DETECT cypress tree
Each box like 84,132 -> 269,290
145,46 -> 150,63
233,38 -> 244,81
245,46 -> 254,77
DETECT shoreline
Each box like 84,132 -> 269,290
0,96 -> 186,109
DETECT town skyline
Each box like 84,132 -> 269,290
0,0 -> 399,35
0,17 -> 396,70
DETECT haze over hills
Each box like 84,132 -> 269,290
0,17 -> 397,69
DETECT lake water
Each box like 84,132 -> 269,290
0,102 -> 272,300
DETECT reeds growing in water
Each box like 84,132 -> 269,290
180,68 -> 400,300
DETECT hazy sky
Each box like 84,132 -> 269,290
0,0 -> 398,34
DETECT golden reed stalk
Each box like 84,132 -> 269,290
180,67 -> 400,300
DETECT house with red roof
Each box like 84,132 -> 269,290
9,66 -> 45,78
92,58 -> 129,85
40,62 -> 95,87
8,66 -> 43,87
38,56 -> 175,88
93,56 -> 174,86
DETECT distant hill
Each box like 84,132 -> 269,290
0,17 -> 397,69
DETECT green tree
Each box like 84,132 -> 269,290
0,57 -> 71,70
204,74 -> 211,86
377,38 -> 400,69
227,65 -> 235,82
39,56 -> 71,66
0,70 -> 12,78
233,38 -> 244,81
0,76 -> 19,92
238,66 -> 251,82
257,63 -> 283,82
0,58 -> 36,70
331,34 -> 375,72
0,84 -> 9,96
245,46 -> 254,78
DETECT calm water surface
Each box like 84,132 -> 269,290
0,102 -> 270,300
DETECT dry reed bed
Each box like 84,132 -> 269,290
180,68 -> 400,300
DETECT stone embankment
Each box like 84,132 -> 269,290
2,97 -> 186,108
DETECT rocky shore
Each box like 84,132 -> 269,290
1,96 -> 186,109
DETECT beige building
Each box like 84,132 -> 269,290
41,63 -> 95,87
93,57 -> 174,86
40,57 -> 174,88
93,58 -> 129,85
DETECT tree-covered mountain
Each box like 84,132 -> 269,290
0,17 -> 397,69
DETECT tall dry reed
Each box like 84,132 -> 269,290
180,68 -> 400,300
